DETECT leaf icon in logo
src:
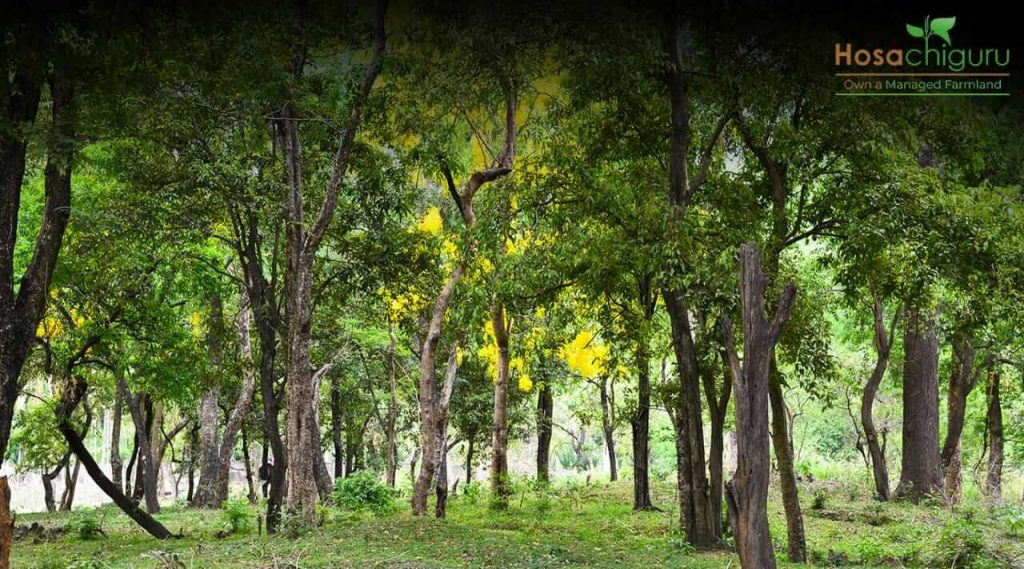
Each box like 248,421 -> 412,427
906,24 -> 926,38
929,17 -> 956,45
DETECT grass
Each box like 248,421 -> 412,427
11,476 -> 1024,568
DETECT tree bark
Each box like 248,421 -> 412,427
940,331 -> 977,504
121,379 -> 160,513
331,373 -> 344,478
895,308 -> 944,502
413,350 -> 459,515
386,322 -> 398,488
465,428 -> 476,486
768,359 -> 805,563
491,306 -> 512,503
985,370 -> 1002,502
630,275 -> 656,509
722,242 -> 797,569
664,290 -> 717,547
536,382 -> 553,483
597,375 -> 618,482
0,65 -> 72,467
862,289 -> 896,502
705,351 -> 732,538
111,380 -> 125,490
0,477 -> 12,569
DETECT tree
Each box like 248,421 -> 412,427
722,242 -> 797,569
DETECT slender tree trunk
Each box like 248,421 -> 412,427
631,276 -> 656,510
598,376 -> 618,482
42,456 -> 66,513
705,353 -> 732,538
862,292 -> 895,502
191,386 -> 221,507
331,374 -> 344,478
768,358 -> 805,562
125,433 -> 138,496
536,383 -> 553,483
122,381 -> 160,513
0,67 -> 73,468
55,378 -> 172,539
413,351 -> 459,515
491,306 -> 511,504
465,429 -> 476,487
242,428 -> 258,505
111,381 -> 124,490
985,370 -> 1003,502
386,322 -> 398,488
722,243 -> 797,569
895,308 -> 944,502
434,423 -> 449,518
941,331 -> 977,505
59,457 -> 80,511
664,290 -> 717,547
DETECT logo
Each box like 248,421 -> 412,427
833,16 -> 1010,96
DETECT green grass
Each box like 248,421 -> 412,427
11,478 -> 1023,568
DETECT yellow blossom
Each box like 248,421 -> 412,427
417,206 -> 443,235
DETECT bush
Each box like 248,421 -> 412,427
220,498 -> 253,534
67,508 -> 103,540
331,471 -> 396,513
931,519 -> 998,569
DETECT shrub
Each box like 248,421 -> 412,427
67,508 -> 103,540
331,471 -> 396,513
221,498 -> 253,534
931,519 -> 997,569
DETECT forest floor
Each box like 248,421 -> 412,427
10,477 -> 1024,568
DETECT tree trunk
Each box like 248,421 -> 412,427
59,457 -> 80,511
465,429 -> 476,487
122,380 -> 160,513
705,352 -> 732,538
631,275 -> 656,510
56,378 -> 172,539
386,322 -> 398,488
862,291 -> 895,502
491,306 -> 511,505
413,351 -> 459,515
536,383 -> 553,483
111,381 -> 124,490
985,370 -> 1002,502
0,67 -> 72,469
331,374 -> 344,478
664,289 -> 717,547
42,455 -> 67,513
125,432 -> 138,496
0,477 -> 12,569
434,423 -> 450,518
598,375 -> 618,482
895,308 -> 944,502
768,359 -> 806,563
941,331 -> 977,505
242,428 -> 258,504
722,243 -> 797,569
191,385 -> 221,507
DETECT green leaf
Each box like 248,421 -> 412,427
930,17 -> 956,45
906,24 -> 925,38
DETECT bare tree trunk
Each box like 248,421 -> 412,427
331,374 -> 344,478
0,477 -> 12,568
121,380 -> 160,514
536,383 -> 553,483
242,428 -> 257,504
895,308 -> 944,502
386,322 -> 398,488
413,351 -> 459,515
191,386 -> 221,507
465,429 -> 476,487
631,276 -> 656,509
705,352 -> 732,537
768,358 -> 805,563
941,331 -> 977,505
491,306 -> 511,504
985,370 -> 1003,502
434,424 -> 449,518
0,65 -> 72,469
59,457 -> 80,511
597,375 -> 618,482
111,381 -> 124,490
722,243 -> 797,569
861,289 -> 896,501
